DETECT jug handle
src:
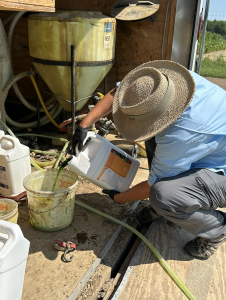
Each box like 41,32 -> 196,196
0,219 -> 18,242
75,137 -> 92,157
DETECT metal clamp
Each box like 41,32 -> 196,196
61,241 -> 75,263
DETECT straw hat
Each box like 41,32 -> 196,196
112,60 -> 196,142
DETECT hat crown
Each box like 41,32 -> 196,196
119,67 -> 169,116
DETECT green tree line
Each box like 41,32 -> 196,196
206,20 -> 226,39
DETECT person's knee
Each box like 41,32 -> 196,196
149,180 -> 201,217
149,182 -> 171,216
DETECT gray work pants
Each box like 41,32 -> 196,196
145,140 -> 226,239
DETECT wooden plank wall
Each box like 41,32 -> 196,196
0,0 -> 177,104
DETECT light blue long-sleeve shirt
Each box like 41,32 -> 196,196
148,71 -> 226,185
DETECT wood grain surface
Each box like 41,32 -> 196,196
116,219 -> 194,300
19,177 -> 130,300
2,0 -> 54,5
0,1 -> 55,11
115,211 -> 226,300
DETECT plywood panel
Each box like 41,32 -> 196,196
114,210 -> 226,300
3,0 -> 54,6
207,242 -> 226,300
116,219 -> 194,300
20,176 -> 136,300
0,0 -> 55,11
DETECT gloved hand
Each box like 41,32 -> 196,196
72,126 -> 89,153
102,189 -> 128,207
102,189 -> 120,200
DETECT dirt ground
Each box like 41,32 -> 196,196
205,77 -> 226,90
202,49 -> 226,60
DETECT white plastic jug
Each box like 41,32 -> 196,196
0,135 -> 31,197
0,219 -> 30,300
69,132 -> 140,192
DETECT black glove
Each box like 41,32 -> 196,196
102,189 -> 120,200
72,126 -> 89,153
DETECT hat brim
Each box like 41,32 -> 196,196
112,60 -> 196,142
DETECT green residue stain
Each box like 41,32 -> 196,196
76,232 -> 88,244
52,156 -> 73,191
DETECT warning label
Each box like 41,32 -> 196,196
97,149 -> 132,189
104,22 -> 113,50
0,166 -> 9,189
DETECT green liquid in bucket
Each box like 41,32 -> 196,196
52,156 -> 73,191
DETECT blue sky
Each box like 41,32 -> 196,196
202,0 -> 226,20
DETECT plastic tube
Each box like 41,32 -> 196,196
3,12 -> 17,26
74,200 -> 197,300
16,133 -> 68,143
6,11 -> 60,128
32,158 -> 56,168
30,75 -> 59,128
16,133 -> 68,169
53,141 -> 69,169
59,114 -> 87,128
135,141 -> 146,151
3,70 -> 62,128
30,149 -> 67,166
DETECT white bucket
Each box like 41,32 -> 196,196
0,198 -> 18,223
23,169 -> 78,232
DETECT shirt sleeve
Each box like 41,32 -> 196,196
148,126 -> 219,185
116,81 -> 121,90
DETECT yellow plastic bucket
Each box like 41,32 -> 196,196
23,169 -> 78,232
0,198 -> 18,223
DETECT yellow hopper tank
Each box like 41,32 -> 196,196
28,10 -> 116,112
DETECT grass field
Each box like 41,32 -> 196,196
200,55 -> 226,78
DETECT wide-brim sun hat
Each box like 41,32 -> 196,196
112,60 -> 196,142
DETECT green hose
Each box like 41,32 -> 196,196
30,149 -> 67,161
74,200 -> 197,300
16,133 -> 68,142
16,133 -> 69,169
53,141 -> 69,169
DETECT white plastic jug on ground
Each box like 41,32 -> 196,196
0,135 -> 31,197
0,219 -> 30,300
69,132 -> 140,192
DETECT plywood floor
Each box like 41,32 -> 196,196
113,214 -> 226,300
19,156 -> 149,300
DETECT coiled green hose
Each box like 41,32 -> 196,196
74,199 -> 197,300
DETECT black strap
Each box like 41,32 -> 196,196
30,56 -> 114,67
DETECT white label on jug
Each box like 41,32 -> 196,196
104,22 -> 113,49
97,149 -> 132,189
0,166 -> 9,189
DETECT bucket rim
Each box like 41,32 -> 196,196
23,169 -> 79,195
0,198 -> 18,220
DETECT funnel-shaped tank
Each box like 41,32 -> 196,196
28,11 -> 116,112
